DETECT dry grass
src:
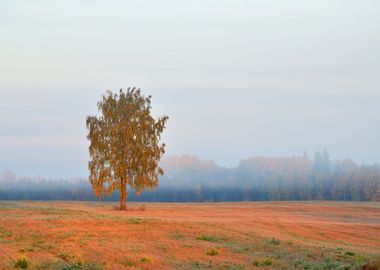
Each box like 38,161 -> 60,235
0,201 -> 379,269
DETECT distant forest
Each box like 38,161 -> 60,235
1,151 -> 379,202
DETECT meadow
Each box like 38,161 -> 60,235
0,201 -> 379,270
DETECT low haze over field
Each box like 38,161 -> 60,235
1,1 -> 379,177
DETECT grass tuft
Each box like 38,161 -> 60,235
127,218 -> 146,224
252,260 -> 260,267
172,232 -> 185,240
57,251 -> 71,260
140,257 -> 152,263
62,261 -> 82,270
58,231 -> 76,240
359,256 -> 380,270
19,246 -> 34,253
34,259 -> 65,270
0,226 -> 12,238
120,258 -> 137,267
262,257 -> 272,266
196,235 -> 220,242
14,256 -> 30,269
266,237 -> 280,246
206,248 -> 219,256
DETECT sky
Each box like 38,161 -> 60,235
0,0 -> 379,177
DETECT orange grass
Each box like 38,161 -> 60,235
0,201 -> 379,269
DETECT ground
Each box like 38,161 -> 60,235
0,201 -> 379,270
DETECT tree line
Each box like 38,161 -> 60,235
1,151 -> 379,202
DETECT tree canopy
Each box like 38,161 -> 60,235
86,88 -> 168,209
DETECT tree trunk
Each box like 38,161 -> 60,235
120,178 -> 128,210
98,193 -> 104,207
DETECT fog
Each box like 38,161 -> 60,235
1,152 -> 379,202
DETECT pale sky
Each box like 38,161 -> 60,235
1,1 -> 379,177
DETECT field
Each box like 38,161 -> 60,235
0,201 -> 379,270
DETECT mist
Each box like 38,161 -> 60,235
1,151 -> 379,202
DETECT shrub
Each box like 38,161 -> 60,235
14,256 -> 30,269
262,258 -> 272,266
140,257 -> 152,263
266,237 -> 280,246
252,260 -> 260,267
207,248 -> 219,256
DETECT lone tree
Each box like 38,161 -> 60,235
86,88 -> 168,210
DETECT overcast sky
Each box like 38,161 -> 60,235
1,1 -> 379,177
